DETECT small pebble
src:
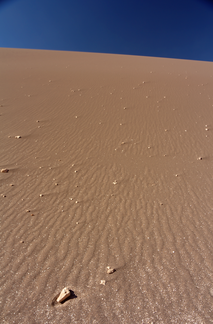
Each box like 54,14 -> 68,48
15,136 -> 21,139
76,222 -> 79,224
113,180 -> 118,185
107,266 -> 115,274
197,157 -> 202,160
31,214 -> 34,216
100,280 -> 106,285
2,195 -> 6,198
210,288 -> 213,297
20,240 -> 24,243
10,184 -> 14,186
1,168 -> 9,173
40,194 -> 43,197
26,210 -> 30,212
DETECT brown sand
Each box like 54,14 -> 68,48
1,48 -> 213,323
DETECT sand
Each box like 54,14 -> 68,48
1,48 -> 213,323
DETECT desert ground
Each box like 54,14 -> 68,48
1,48 -> 213,323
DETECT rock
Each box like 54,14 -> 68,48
56,287 -> 71,303
100,280 -> 106,285
210,288 -> 213,297
1,168 -> 9,173
107,266 -> 115,274
15,136 -> 21,139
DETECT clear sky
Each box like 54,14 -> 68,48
0,0 -> 213,61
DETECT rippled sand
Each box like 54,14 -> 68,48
1,48 -> 213,323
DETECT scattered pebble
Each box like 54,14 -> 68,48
113,180 -> 118,185
20,240 -> 24,243
160,202 -> 163,205
26,210 -> 30,212
1,168 -> 9,173
76,222 -> 79,224
210,288 -> 213,297
175,174 -> 178,177
31,214 -> 34,216
107,266 -> 116,274
197,157 -> 202,160
36,120 -> 39,122
100,280 -> 106,285
40,194 -> 43,197
55,183 -> 58,186
56,287 -> 71,304
10,184 -> 14,186
15,136 -> 21,139
2,195 -> 6,198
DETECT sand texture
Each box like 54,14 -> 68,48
1,48 -> 213,323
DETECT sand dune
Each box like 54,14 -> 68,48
1,48 -> 213,323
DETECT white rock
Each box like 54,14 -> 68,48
15,136 -> 21,139
1,168 -> 9,173
100,280 -> 106,285
56,287 -> 71,303
107,266 -> 115,274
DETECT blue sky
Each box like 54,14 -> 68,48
0,0 -> 213,61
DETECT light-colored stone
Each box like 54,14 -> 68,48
15,136 -> 21,139
56,287 -> 71,303
1,169 -> 9,173
107,266 -> 115,274
100,280 -> 106,285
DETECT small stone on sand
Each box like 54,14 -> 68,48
210,288 -> 213,297
15,136 -> 21,139
1,168 -> 9,173
56,287 -> 71,303
107,266 -> 115,274
100,280 -> 106,285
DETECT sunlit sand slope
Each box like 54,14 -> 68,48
1,48 -> 213,323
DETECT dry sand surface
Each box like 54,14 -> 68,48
1,48 -> 213,324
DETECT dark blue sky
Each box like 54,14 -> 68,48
0,0 -> 213,61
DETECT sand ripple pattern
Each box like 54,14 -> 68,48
1,49 -> 213,323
